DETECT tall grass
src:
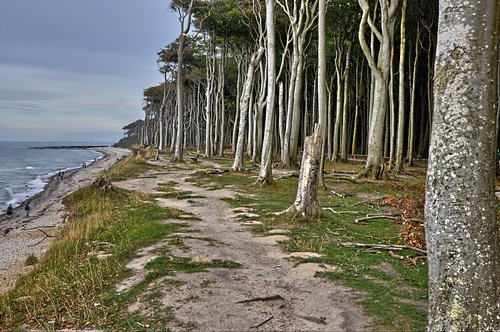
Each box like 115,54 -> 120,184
104,147 -> 158,182
0,149 -> 183,330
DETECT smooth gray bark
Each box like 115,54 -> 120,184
258,0 -> 277,185
232,47 -> 265,171
172,0 -> 194,162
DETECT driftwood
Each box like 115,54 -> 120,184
250,316 -> 274,329
30,229 -> 56,247
340,241 -> 427,254
236,294 -> 284,304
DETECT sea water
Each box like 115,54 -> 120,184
0,141 -> 108,213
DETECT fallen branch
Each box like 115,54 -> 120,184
324,174 -> 357,183
275,171 -> 300,180
22,225 -> 56,231
250,316 -> 274,329
322,208 -> 364,215
236,295 -> 284,304
30,229 -> 56,247
339,242 -> 426,254
388,250 -> 405,260
355,214 -> 399,223
389,250 -> 427,263
297,315 -> 327,325
330,190 -> 350,198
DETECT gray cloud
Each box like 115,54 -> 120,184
0,0 -> 179,141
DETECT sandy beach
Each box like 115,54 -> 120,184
0,147 -> 129,294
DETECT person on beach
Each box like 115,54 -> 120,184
24,202 -> 31,218
6,204 -> 13,218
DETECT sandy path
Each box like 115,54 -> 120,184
0,147 -> 129,294
114,164 -> 369,331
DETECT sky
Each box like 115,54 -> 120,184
0,0 -> 179,143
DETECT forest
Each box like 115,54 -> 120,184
135,0 -> 499,330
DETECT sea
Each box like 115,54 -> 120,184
0,141 -> 110,213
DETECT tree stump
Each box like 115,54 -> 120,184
92,177 -> 113,193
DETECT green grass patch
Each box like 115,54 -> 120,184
104,148 -> 159,182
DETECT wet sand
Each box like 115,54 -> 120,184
0,147 -> 129,294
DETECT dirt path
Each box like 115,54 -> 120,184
114,163 -> 369,331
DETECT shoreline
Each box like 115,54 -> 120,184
1,148 -> 105,214
0,147 -> 130,294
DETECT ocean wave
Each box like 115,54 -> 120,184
25,166 -> 35,169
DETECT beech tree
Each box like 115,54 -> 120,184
258,0 -> 277,185
424,0 -> 500,330
357,0 -> 399,178
171,0 -> 195,162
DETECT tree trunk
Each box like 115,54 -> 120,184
258,0 -> 277,185
395,0 -> 407,171
204,40 -> 215,158
357,0 -> 399,178
425,0 -> 499,330
317,0 -> 327,186
332,51 -> 343,162
172,0 -> 194,162
340,40 -> 353,162
232,47 -> 265,171
286,124 -> 323,219
407,28 -> 420,167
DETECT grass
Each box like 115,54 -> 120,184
0,148 -> 198,330
0,185 -> 187,330
187,162 -> 429,332
0,149 -> 429,331
104,147 -> 159,182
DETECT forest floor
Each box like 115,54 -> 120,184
0,149 -> 429,331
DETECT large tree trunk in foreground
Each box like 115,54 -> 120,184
285,124 -> 323,218
424,0 -> 500,330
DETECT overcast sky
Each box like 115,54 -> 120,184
0,0 -> 179,142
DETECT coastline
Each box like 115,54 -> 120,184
0,147 -> 129,294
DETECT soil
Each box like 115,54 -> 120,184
114,161 -> 370,331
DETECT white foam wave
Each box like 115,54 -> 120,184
25,166 -> 35,169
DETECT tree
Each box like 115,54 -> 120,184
424,0 -> 500,330
357,0 -> 399,178
258,0 -> 277,185
171,0 -> 195,162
